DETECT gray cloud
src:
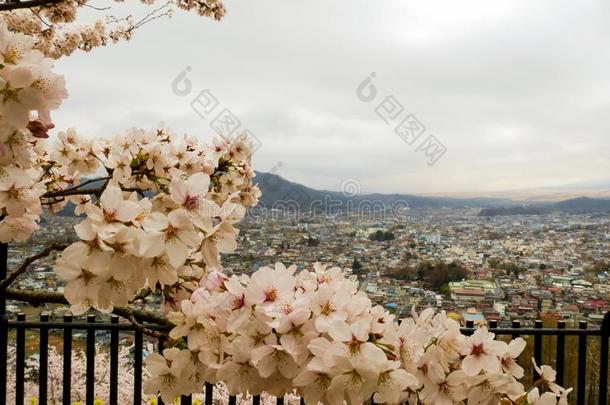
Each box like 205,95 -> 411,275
52,0 -> 610,196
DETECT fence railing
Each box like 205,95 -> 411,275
1,312 -> 609,405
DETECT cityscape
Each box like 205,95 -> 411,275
9,193 -> 610,329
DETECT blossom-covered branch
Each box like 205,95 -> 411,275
142,262 -> 572,405
0,0 -> 225,59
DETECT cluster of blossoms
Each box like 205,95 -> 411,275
51,127 -> 260,314
145,263 -> 571,405
0,21 -> 68,242
0,19 -> 261,317
1,0 -> 225,59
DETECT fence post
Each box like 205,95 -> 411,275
556,320 -> 565,386
0,241 -> 7,405
62,314 -> 72,405
533,320 -> 542,381
39,313 -> 49,405
86,314 -> 96,405
599,311 -> 610,405
577,320 -> 588,405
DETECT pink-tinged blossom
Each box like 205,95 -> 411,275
460,327 -> 505,376
169,172 -> 210,215
143,348 -> 195,403
244,263 -> 296,307
533,357 -> 564,395
85,184 -> 142,230
139,209 -> 201,268
499,337 -> 526,378
420,365 -> 468,405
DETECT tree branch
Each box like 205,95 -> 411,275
42,176 -> 111,199
0,243 -> 67,291
43,188 -> 103,198
0,0 -> 64,11
3,288 -> 173,333
127,314 -> 165,338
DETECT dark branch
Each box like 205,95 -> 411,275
4,288 -> 173,334
127,314 -> 165,338
0,0 -> 64,11
42,176 -> 111,199
44,187 -> 103,198
0,243 -> 67,291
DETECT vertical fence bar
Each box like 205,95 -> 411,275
86,314 -> 96,405
599,311 -> 610,405
205,382 -> 213,405
556,320 -> 565,386
465,319 -> 474,336
158,338 -> 165,405
228,396 -> 237,405
489,320 -> 498,329
511,320 -> 521,365
134,328 -> 143,405
110,316 -> 119,405
39,313 -> 49,405
577,320 -> 587,405
276,397 -> 284,405
253,395 -> 261,405
62,314 -> 72,405
300,398 -> 305,405
511,320 -> 520,339
180,336 -> 191,405
533,320 -> 542,381
16,313 -> 26,405
0,242 -> 8,405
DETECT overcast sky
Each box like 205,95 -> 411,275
53,0 -> 610,197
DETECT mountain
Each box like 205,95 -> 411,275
479,197 -> 610,216
49,172 -> 610,217
552,196 -> 610,213
478,205 -> 549,217
254,172 -> 514,212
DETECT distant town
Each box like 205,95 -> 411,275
9,206 -> 610,328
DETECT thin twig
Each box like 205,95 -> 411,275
43,176 -> 111,198
128,1 -> 172,32
29,7 -> 51,28
0,243 -> 67,291
75,0 -> 110,11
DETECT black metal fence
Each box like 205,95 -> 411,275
0,312 -> 609,405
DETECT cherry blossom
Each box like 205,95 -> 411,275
460,327 -> 505,376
